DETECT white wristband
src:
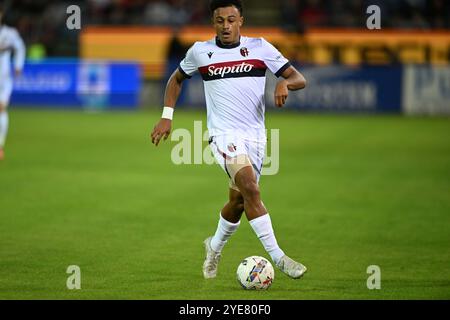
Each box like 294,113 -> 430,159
161,107 -> 174,120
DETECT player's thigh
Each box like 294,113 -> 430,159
245,139 -> 266,183
209,135 -> 255,193
0,78 -> 13,110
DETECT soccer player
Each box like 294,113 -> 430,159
151,0 -> 307,279
0,4 -> 25,160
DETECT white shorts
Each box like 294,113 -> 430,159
209,134 -> 266,191
0,77 -> 13,107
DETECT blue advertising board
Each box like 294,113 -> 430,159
403,65 -> 450,115
278,65 -> 402,112
180,64 -> 403,113
10,59 -> 141,109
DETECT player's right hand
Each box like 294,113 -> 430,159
151,119 -> 172,146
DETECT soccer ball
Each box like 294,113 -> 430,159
236,256 -> 274,290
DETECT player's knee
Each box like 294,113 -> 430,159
231,199 -> 245,213
0,104 -> 6,112
239,181 -> 260,201
229,192 -> 244,212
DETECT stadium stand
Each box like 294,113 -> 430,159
3,0 -> 449,57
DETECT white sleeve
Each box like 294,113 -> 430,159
10,29 -> 26,72
260,38 -> 291,78
178,43 -> 198,79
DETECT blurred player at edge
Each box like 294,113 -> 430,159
151,0 -> 308,279
0,3 -> 25,160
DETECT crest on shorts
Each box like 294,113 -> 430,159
240,47 -> 249,57
227,143 -> 237,152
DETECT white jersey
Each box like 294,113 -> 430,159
0,25 -> 25,79
179,36 -> 290,141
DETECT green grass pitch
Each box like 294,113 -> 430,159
0,108 -> 449,299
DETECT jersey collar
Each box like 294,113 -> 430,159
215,36 -> 241,49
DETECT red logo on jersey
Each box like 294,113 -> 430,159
198,59 -> 267,81
240,47 -> 249,57
207,62 -> 254,78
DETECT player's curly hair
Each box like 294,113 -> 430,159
210,0 -> 243,16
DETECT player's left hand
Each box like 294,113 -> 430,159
15,69 -> 23,77
274,80 -> 289,108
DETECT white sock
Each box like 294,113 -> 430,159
0,111 -> 9,148
210,213 -> 241,253
249,214 -> 285,265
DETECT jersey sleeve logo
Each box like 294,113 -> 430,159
198,59 -> 267,81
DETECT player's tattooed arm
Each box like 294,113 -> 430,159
151,69 -> 188,146
274,66 -> 307,108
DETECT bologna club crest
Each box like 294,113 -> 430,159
227,143 -> 237,152
240,47 -> 249,57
